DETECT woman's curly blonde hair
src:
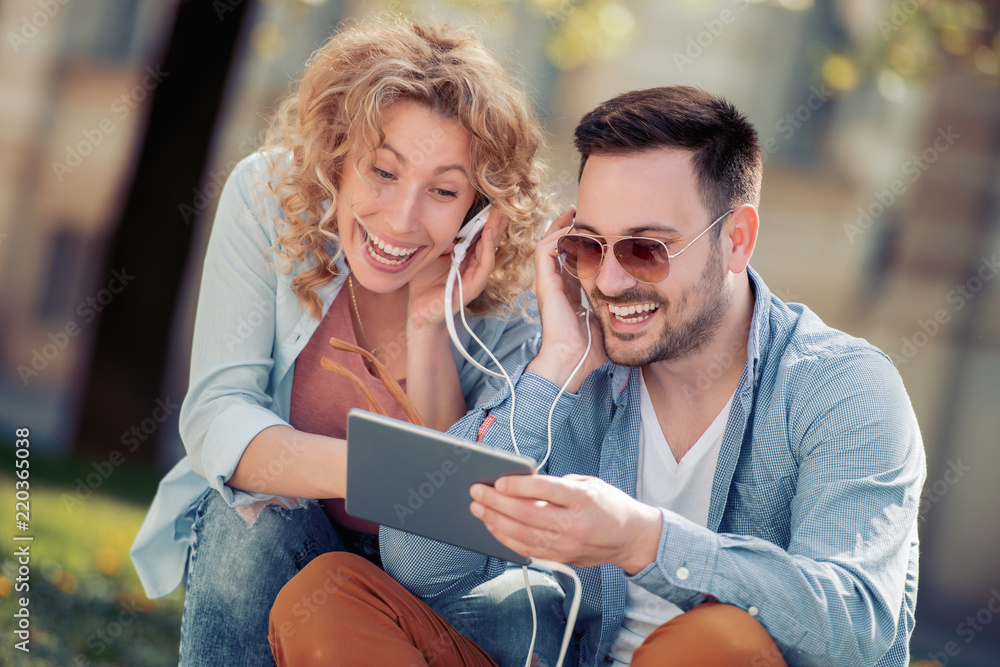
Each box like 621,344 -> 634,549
258,17 -> 549,321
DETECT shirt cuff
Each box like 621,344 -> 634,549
506,371 -> 581,442
627,508 -> 719,610
199,403 -> 292,506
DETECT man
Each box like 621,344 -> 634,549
269,86 -> 925,667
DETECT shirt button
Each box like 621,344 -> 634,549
675,567 -> 690,581
748,606 -> 759,617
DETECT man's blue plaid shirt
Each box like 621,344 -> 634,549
382,267 -> 925,666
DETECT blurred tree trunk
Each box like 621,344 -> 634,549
76,0 -> 251,461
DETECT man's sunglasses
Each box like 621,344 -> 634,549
556,209 -> 733,284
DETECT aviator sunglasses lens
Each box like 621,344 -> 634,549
557,235 -> 604,279
615,238 -> 671,282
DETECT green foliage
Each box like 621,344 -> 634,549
389,0 -> 638,68
1,472 -> 183,667
823,0 -> 1000,98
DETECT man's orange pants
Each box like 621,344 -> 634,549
269,552 -> 788,666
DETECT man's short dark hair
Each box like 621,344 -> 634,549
573,86 -> 762,225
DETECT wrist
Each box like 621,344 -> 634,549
406,317 -> 449,345
527,343 -> 590,392
319,435 -> 348,499
620,504 -> 662,576
407,300 -> 450,333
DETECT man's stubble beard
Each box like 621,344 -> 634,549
591,238 -> 731,367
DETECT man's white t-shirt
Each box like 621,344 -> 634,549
606,372 -> 733,666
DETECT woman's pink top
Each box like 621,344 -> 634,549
234,288 -> 408,533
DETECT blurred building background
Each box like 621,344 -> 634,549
1,0 -> 998,664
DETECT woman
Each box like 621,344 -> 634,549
131,18 -> 563,666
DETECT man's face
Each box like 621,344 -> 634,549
573,150 -> 731,367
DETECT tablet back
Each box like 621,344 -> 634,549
345,409 -> 535,565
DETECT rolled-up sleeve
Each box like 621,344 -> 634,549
179,154 -> 291,507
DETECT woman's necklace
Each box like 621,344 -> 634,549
347,275 -> 406,359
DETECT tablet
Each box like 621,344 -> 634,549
345,409 -> 535,565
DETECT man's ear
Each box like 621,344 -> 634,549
724,204 -> 758,274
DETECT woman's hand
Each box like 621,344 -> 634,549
526,206 -> 607,392
403,207 -> 506,431
406,206 -> 506,332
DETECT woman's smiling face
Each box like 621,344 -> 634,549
337,99 -> 477,293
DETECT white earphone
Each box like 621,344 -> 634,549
445,205 -> 506,379
441,204 -> 588,667
453,203 -> 492,259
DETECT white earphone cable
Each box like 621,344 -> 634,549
539,299 -> 591,471
447,256 -> 589,667
529,559 -> 583,667
446,242 -> 505,378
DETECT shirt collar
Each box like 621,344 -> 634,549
745,265 -> 772,388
